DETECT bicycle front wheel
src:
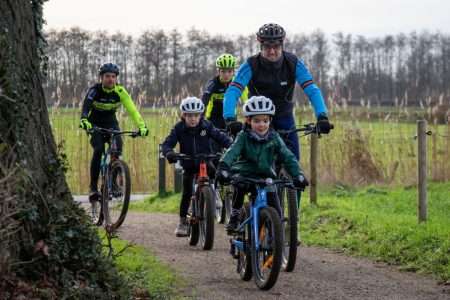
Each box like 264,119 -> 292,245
103,159 -> 131,230
199,186 -> 215,250
251,207 -> 283,290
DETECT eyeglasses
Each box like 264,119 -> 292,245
261,44 -> 282,51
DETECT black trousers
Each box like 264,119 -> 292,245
89,124 -> 122,192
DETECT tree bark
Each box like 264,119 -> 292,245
0,1 -> 126,297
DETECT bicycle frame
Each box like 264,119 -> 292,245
98,133 -> 123,201
233,185 -> 269,252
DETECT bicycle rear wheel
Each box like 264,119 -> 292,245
215,181 -> 226,224
278,169 -> 299,272
103,159 -> 131,230
223,185 -> 233,224
252,207 -> 283,290
91,192 -> 103,226
199,186 -> 215,250
237,203 -> 252,281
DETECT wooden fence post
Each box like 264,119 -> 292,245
310,133 -> 318,205
417,120 -> 427,223
158,144 -> 166,195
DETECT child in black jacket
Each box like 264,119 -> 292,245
162,97 -> 232,237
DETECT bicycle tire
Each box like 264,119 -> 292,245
199,186 -> 215,250
188,197 -> 200,246
237,203 -> 252,281
252,207 -> 283,290
103,159 -> 131,230
224,185 -> 233,224
215,182 -> 226,224
278,169 -> 299,272
91,187 -> 103,226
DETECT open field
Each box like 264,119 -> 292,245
50,106 -> 450,193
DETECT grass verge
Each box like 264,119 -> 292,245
99,230 -> 182,299
300,182 -> 450,281
129,192 -> 180,214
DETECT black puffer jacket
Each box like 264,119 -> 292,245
161,119 -> 232,171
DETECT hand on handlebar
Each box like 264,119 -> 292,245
317,114 -> 332,134
293,174 -> 309,190
165,151 -> 177,163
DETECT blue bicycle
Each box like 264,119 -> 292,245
228,176 -> 298,290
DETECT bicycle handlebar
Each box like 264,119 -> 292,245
88,126 -> 140,138
229,175 -> 297,189
277,122 -> 334,138
171,153 -> 222,161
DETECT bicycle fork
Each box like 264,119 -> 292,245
229,189 -> 267,259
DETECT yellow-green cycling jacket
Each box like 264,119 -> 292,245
81,83 -> 145,128
201,76 -> 248,128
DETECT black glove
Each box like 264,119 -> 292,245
226,121 -> 243,137
293,174 -> 309,189
216,168 -> 231,184
165,151 -> 177,164
317,114 -> 332,134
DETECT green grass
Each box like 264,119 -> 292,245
50,106 -> 450,194
300,182 -> 450,281
129,192 -> 180,214
130,183 -> 450,281
98,230 -> 182,298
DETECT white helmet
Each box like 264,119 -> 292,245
180,97 -> 204,113
243,96 -> 275,117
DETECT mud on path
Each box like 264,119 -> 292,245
118,212 -> 449,300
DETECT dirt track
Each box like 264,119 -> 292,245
118,212 -> 449,300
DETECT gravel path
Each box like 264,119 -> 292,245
118,212 -> 449,300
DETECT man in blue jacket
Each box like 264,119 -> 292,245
223,23 -> 332,159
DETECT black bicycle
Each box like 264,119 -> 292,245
88,126 -> 139,231
214,126 -> 242,225
172,153 -> 220,250
276,122 -> 333,271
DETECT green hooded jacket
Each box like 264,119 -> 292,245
220,127 -> 302,179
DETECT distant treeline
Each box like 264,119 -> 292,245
43,28 -> 450,107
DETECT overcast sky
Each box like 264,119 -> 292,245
44,0 -> 450,37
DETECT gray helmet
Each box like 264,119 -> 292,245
256,23 -> 286,44
99,63 -> 119,75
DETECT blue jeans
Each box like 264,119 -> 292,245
272,114 -> 300,160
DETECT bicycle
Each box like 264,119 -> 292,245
88,126 -> 139,231
227,176 -> 299,290
276,122 -> 334,272
172,153 -> 220,250
213,128 -> 237,225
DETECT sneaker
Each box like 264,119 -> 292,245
175,217 -> 188,237
225,212 -> 240,234
89,191 -> 101,203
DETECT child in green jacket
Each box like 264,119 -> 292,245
216,96 -> 309,232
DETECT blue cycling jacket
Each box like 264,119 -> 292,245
223,51 -> 328,120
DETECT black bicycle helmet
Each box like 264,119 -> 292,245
98,63 -> 120,76
256,23 -> 286,44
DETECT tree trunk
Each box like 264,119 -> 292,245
0,1 -> 127,297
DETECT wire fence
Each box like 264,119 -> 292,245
50,107 -> 450,195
